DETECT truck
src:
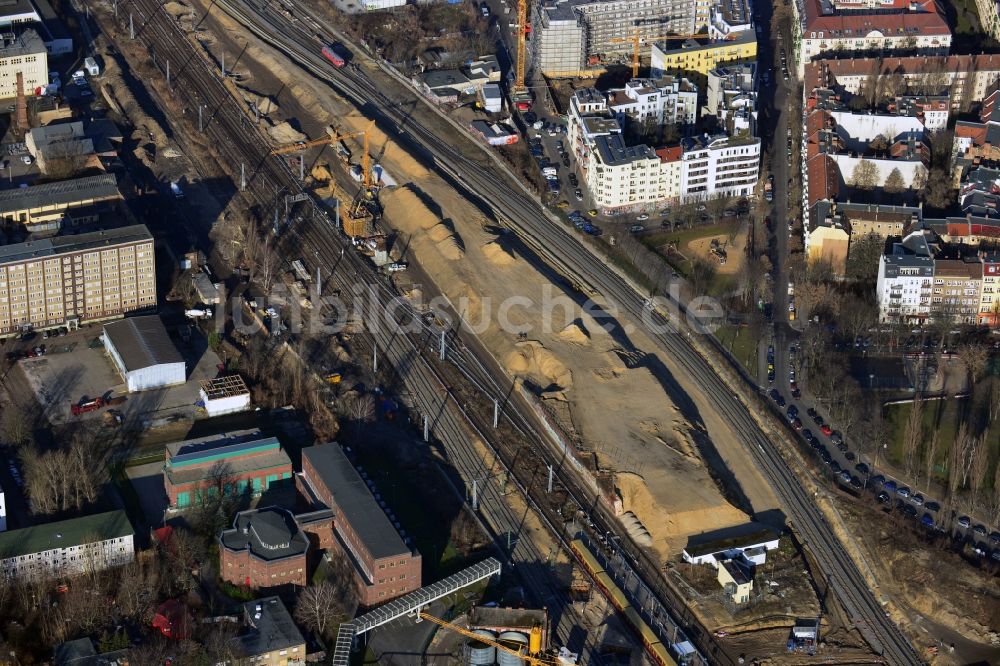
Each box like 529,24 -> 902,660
321,45 -> 347,68
71,397 -> 104,416
764,175 -> 774,202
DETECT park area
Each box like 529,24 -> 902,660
641,221 -> 749,296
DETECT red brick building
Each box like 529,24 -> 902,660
299,444 -> 422,607
219,507 -> 309,589
163,430 -> 293,510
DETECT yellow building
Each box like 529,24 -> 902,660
717,559 -> 754,604
807,224 -> 850,275
651,33 -> 757,80
0,29 -> 47,100
0,225 -> 155,336
0,174 -> 122,232
236,597 -> 306,666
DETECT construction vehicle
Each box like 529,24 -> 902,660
324,372 -> 342,384
610,27 -> 711,79
418,612 -> 577,665
71,397 -> 104,416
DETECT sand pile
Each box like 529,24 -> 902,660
436,235 -> 465,261
268,121 -> 306,144
558,320 -> 591,346
381,186 -> 438,230
312,164 -> 332,181
255,95 -> 280,115
342,114 -> 429,180
482,241 -> 516,266
428,223 -> 453,242
505,342 -> 573,392
164,1 -> 191,17
617,472 -> 748,554
620,512 -> 653,547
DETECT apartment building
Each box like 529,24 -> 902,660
974,0 -> 1000,41
0,173 -> 122,232
220,507 -> 309,589
706,63 -> 757,131
233,597 -> 306,666
679,133 -> 760,200
802,56 -> 1000,109
933,258 -> 983,325
163,429 -> 294,510
535,0 -> 697,75
958,165 -> 1000,219
650,31 -> 756,80
606,77 -> 698,128
981,254 -> 1000,327
0,510 -> 134,581
0,29 -> 46,99
798,0 -> 951,76
876,230 -> 935,323
892,95 -> 950,132
298,444 -> 421,606
0,224 -> 155,337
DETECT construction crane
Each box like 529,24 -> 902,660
511,0 -> 532,109
418,612 -> 577,666
611,27 -> 711,78
270,120 -> 376,190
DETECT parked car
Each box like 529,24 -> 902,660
636,214 -> 649,221
925,501 -> 940,512
820,424 -> 833,436
911,493 -> 924,506
957,516 -> 971,528
855,463 -> 869,476
877,492 -> 891,503
896,486 -> 910,498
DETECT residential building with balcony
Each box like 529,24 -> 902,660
651,31 -> 757,81
981,253 -> 1000,327
0,224 -> 154,337
0,510 -> 133,581
876,230 -> 935,323
679,132 -> 760,200
607,77 -> 698,129
705,62 -> 757,132
974,0 -> 1000,41
932,258 -> 983,325
798,0 -> 951,77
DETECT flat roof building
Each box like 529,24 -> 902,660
0,173 -> 122,232
683,523 -> 781,567
199,374 -> 251,418
102,315 -> 185,392
0,510 -> 134,581
0,28 -> 46,99
0,224 -> 155,337
299,444 -> 421,606
164,429 -> 293,510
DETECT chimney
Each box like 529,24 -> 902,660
14,72 -> 29,136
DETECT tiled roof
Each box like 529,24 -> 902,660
803,55 -> 1000,93
803,0 -> 949,34
656,145 -> 683,162
806,154 -> 841,207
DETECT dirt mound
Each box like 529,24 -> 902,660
254,95 -> 280,116
381,186 -> 438,230
164,1 -> 191,17
620,511 -> 653,547
428,223 -> 453,242
617,472 -> 748,555
436,235 -> 465,261
482,240 -> 516,266
268,121 -> 306,144
504,342 -> 573,393
311,164 -> 332,181
558,320 -> 591,346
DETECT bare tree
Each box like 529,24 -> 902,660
923,428 -> 938,493
968,433 -> 989,512
956,342 -> 989,385
294,581 -> 346,641
348,392 -> 376,437
849,159 -> 880,190
901,398 -> 923,479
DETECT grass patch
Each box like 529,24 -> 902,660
883,398 -> 998,483
714,324 -> 758,375
218,579 -> 256,602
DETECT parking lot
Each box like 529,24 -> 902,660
13,324 -> 221,426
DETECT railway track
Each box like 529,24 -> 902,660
197,3 -> 922,664
106,0 -> 717,662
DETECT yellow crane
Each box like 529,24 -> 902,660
270,120 -> 376,190
611,27 -> 711,78
419,612 -> 573,666
514,0 -> 527,94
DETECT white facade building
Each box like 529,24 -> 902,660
607,77 -> 698,128
876,231 -> 935,322
199,375 -> 252,418
0,510 -> 134,581
103,316 -> 186,393
0,29 -> 47,98
679,133 -> 761,201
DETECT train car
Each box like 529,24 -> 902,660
322,45 -> 347,68
570,538 -> 605,576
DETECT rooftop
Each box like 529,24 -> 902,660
200,374 -> 250,401
802,0 -> 949,35
0,27 -> 45,57
0,510 -> 133,560
220,507 -> 309,562
0,224 -> 151,264
53,638 -> 127,666
165,431 -> 290,485
235,597 -> 305,657
684,522 -> 781,557
103,315 -> 184,373
302,444 -> 410,560
594,133 -> 656,166
654,30 -> 756,56
421,68 -> 470,90
0,173 -> 120,216
720,558 -> 753,585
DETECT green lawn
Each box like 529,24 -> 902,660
714,323 -> 759,375
883,398 -> 997,484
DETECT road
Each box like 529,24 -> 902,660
119,0 -> 920,661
